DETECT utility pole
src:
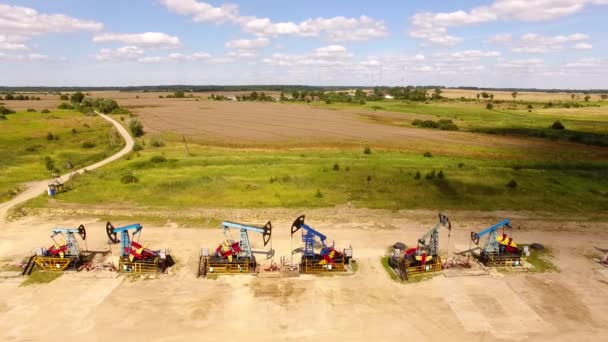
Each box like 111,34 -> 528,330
182,135 -> 190,156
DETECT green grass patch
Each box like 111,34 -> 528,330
380,256 -> 400,281
21,269 -> 63,286
0,109 -> 123,201
525,247 -> 559,273
25,142 -> 608,212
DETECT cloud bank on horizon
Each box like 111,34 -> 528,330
0,0 -> 606,88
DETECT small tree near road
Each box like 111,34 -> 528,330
129,119 -> 144,137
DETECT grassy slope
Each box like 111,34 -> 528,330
26,141 -> 608,212
315,100 -> 608,134
0,109 -> 122,201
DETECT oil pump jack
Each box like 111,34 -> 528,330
106,221 -> 174,274
470,219 -> 521,266
23,224 -> 88,275
290,215 -> 353,273
198,220 -> 273,277
389,214 -> 451,280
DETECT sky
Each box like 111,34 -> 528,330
0,0 -> 607,88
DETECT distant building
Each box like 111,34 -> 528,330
227,95 -> 237,101
384,95 -> 394,99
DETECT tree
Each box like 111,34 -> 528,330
431,88 -> 443,100
511,91 -> 518,99
173,90 -> 185,98
476,93 -> 480,99
70,92 -> 85,104
481,92 -> 490,99
571,93 -> 576,100
486,102 -> 494,110
489,94 -> 495,100
60,94 -> 69,101
5,94 -> 14,100
601,94 -> 608,101
584,95 -> 591,102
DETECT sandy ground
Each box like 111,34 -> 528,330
1,211 -> 608,341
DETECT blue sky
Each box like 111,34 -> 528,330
0,0 -> 607,88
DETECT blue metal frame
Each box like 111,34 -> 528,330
473,219 -> 511,254
111,224 -> 142,257
222,221 -> 271,260
50,228 -> 82,257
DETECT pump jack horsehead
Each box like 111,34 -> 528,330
23,224 -> 88,275
106,221 -> 174,274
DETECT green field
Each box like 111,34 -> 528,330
6,98 -> 608,213
316,100 -> 608,146
23,139 -> 608,212
0,109 -> 123,201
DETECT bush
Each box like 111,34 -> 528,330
26,108 -> 36,112
149,136 -> 165,147
437,119 -> 459,131
81,141 -> 95,149
438,170 -> 445,179
43,156 -> 56,171
414,170 -> 421,180
0,106 -> 15,115
333,163 -> 340,171
150,155 -> 167,163
128,119 -> 144,137
425,170 -> 436,180
46,132 -> 55,140
121,172 -> 139,184
71,128 -> 77,134
363,146 -> 372,155
57,102 -> 73,110
315,189 -> 323,198
506,179 -> 518,188
423,151 -> 433,158
0,114 -> 6,120
41,109 -> 50,113
132,142 -> 144,152
551,121 -> 565,130
59,94 -> 69,101
486,103 -> 494,110
70,92 -> 85,104
457,162 -> 465,168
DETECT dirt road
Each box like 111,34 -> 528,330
0,112 -> 133,223
1,212 -> 607,341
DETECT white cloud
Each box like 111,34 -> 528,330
409,0 -> 607,45
241,15 -> 388,42
162,0 -> 387,42
263,45 -> 354,67
573,42 -> 593,50
93,32 -> 181,48
136,51 -> 212,63
225,37 -> 269,49
0,3 -> 102,56
161,0 -> 240,23
95,46 -> 145,61
0,4 -> 103,37
27,53 -> 48,60
0,35 -> 28,50
313,45 -> 352,58
488,33 -> 512,43
564,57 -> 604,68
507,33 -> 590,53
497,58 -> 545,68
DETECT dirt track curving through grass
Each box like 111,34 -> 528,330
0,112 -> 133,222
